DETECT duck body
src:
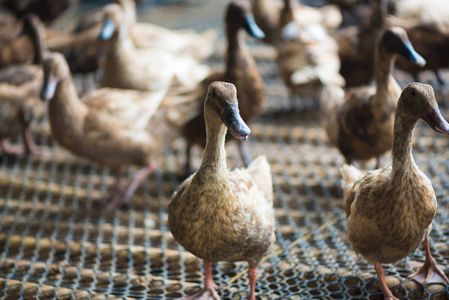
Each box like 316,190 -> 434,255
41,52 -> 200,208
99,4 -> 209,93
322,27 -> 425,166
274,0 -> 344,107
0,14 -> 46,155
341,82 -> 449,299
344,165 -> 435,264
336,0 -> 387,87
170,156 -> 274,265
182,0 -> 265,171
169,81 -> 274,300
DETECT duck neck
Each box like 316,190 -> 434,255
391,109 -> 418,178
280,0 -> 295,28
373,50 -> 401,115
197,111 -> 229,181
48,70 -> 87,146
226,26 -> 248,75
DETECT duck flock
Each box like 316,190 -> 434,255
1,0 -> 449,299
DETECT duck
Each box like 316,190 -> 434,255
0,14 -> 47,155
252,0 -> 341,46
387,13 -> 449,85
0,0 -> 80,23
340,82 -> 449,300
274,0 -> 344,108
98,4 -> 209,93
181,0 -> 266,174
40,52 -> 201,209
336,0 -> 387,87
169,81 -> 275,300
0,14 -> 45,68
321,27 -> 425,168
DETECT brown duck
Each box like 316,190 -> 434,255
274,0 -> 344,109
40,52 -> 201,209
388,15 -> 449,85
98,4 -> 209,93
0,14 -> 47,155
341,82 -> 449,300
336,0 -> 387,87
321,27 -> 425,168
181,0 -> 265,173
0,14 -> 45,68
169,81 -> 275,300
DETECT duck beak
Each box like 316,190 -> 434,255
40,71 -> 57,101
423,105 -> 449,135
242,15 -> 265,39
400,41 -> 426,67
221,103 -> 251,141
99,18 -> 115,41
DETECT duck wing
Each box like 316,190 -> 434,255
82,87 -> 167,130
246,155 -> 273,204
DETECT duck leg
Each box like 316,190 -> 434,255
103,168 -> 125,210
239,141 -> 252,167
120,161 -> 156,205
1,139 -> 25,155
248,266 -> 258,300
409,235 -> 449,285
182,261 -> 220,300
374,263 -> 398,300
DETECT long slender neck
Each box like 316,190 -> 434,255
280,0 -> 294,28
49,71 -> 87,145
196,109 -> 228,181
373,49 -> 401,115
226,26 -> 248,76
391,109 -> 418,178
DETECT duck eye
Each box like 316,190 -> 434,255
411,91 -> 416,97
212,91 -> 217,97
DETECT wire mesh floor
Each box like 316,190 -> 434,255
2,0 -> 449,299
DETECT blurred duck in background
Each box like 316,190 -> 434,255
0,14 -> 47,155
274,0 -> 344,109
252,0 -> 341,46
46,0 -> 216,93
181,0 -> 266,174
335,0 -> 387,88
98,4 -> 210,93
40,52 -> 202,209
341,82 -> 449,300
0,0 -> 79,23
388,0 -> 449,85
321,27 -> 425,168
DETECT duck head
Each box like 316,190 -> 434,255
40,52 -> 70,101
226,1 -> 265,39
399,82 -> 449,134
98,4 -> 124,41
379,27 -> 426,67
205,81 -> 251,141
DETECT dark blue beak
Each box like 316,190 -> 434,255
401,41 -> 426,67
242,15 -> 265,39
221,103 -> 251,141
40,71 -> 57,101
99,18 -> 116,41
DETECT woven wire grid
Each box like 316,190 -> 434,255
2,0 -> 449,299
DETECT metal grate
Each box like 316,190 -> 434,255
2,0 -> 449,299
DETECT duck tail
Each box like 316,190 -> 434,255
247,155 -> 273,204
340,164 -> 362,217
